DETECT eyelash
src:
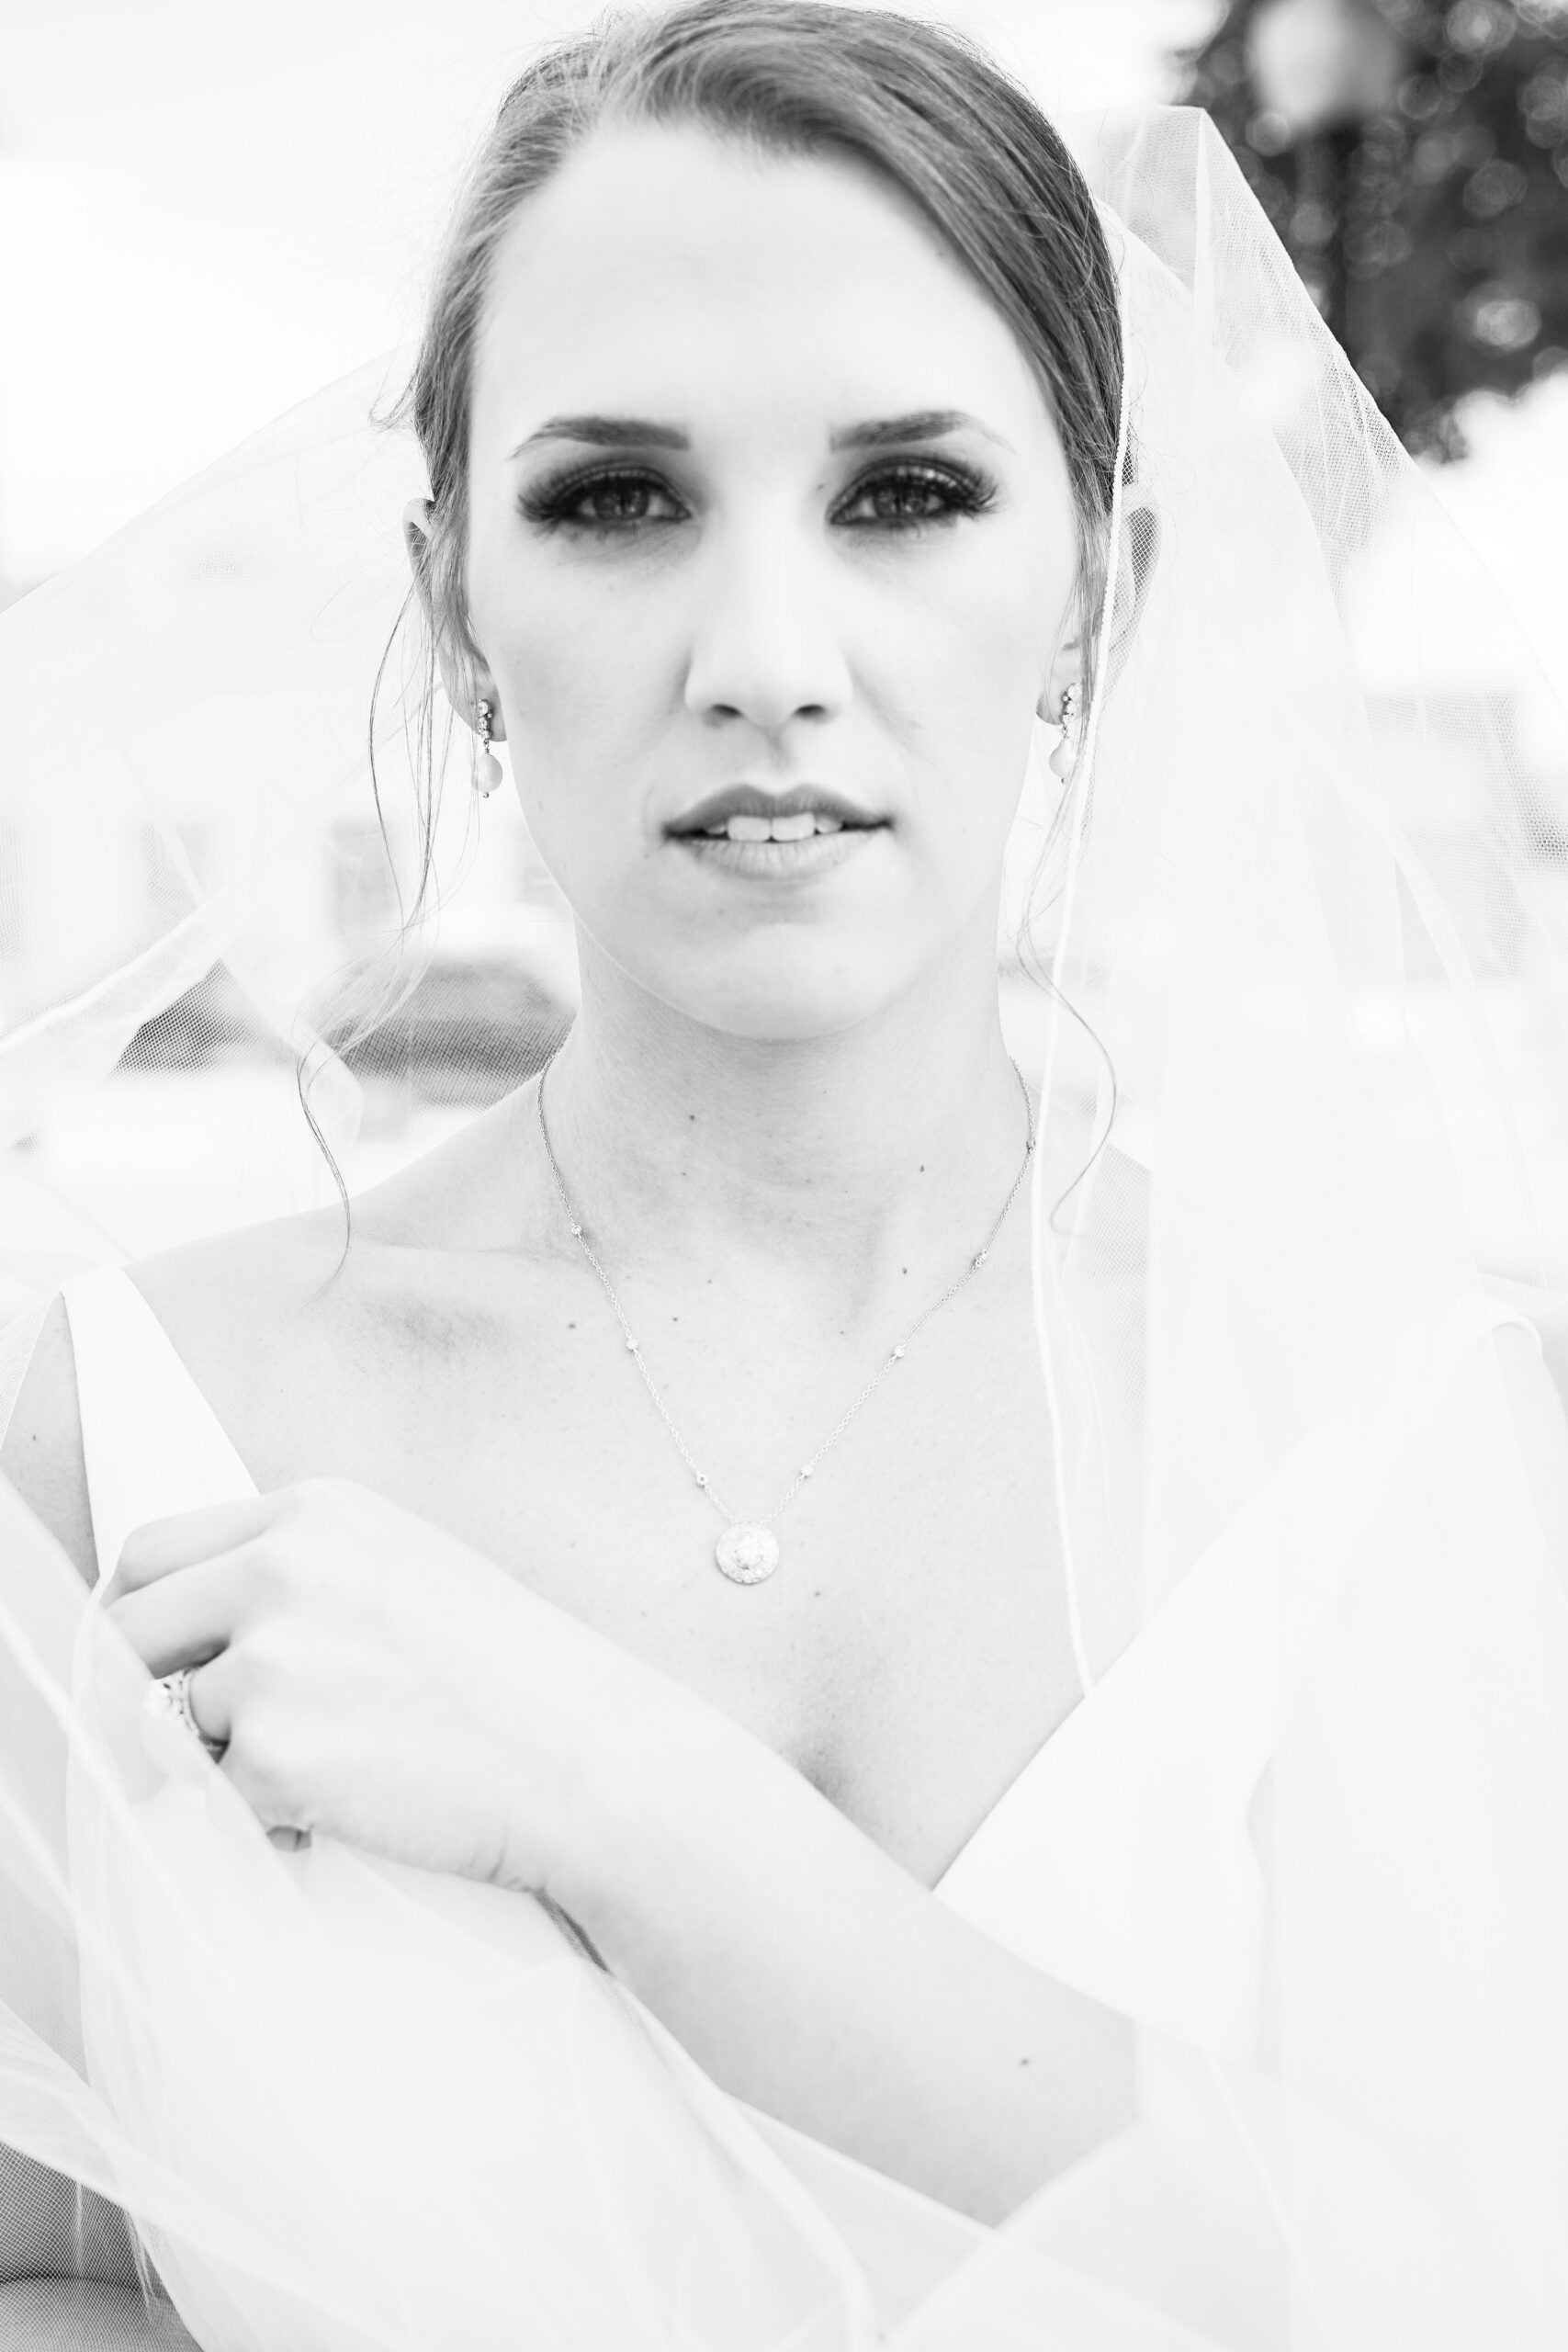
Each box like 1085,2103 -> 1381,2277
517,458 -> 998,537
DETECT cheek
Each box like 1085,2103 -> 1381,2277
471,555 -> 605,748
468,560 -> 655,887
897,548 -> 1071,855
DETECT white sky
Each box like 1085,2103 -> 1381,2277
0,0 -> 1205,582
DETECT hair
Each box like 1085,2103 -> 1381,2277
313,0 -> 1127,1238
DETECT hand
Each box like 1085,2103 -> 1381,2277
102,1476 -> 693,1896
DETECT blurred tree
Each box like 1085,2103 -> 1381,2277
1177,0 -> 1568,456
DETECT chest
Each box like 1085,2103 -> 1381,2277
235,1265 -> 1081,1887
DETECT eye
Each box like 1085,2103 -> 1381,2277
833,460 -> 997,531
519,466 -> 686,534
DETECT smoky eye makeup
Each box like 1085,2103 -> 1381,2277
517,462 -> 688,532
832,457 -> 998,528
515,452 -> 1001,536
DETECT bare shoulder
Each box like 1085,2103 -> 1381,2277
118,1096 -> 540,1487
0,1214 -> 348,1589
118,1204 -> 399,1493
126,1204 -> 355,1365
127,1092 -> 536,1360
2,1093 -> 537,1557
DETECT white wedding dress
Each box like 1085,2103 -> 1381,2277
35,1261 -> 1545,2350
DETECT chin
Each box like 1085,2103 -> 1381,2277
654,944 -> 908,1044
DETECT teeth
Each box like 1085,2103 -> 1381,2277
716,811 -> 851,842
690,809 -> 860,842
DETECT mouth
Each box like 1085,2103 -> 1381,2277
665,783 -> 889,878
665,782 -> 887,843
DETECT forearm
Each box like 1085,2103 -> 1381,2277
0,2277 -> 198,2347
560,1725 -> 1134,2225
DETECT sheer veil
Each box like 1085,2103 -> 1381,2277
3,62 -> 1568,2351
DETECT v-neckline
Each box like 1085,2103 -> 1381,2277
85,1267 -> 1162,1901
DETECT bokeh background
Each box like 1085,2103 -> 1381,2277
3,0 -> 1566,1274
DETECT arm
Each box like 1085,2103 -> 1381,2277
548,1719 -> 1134,2226
553,1327 -> 1568,2227
105,1471 -> 1134,2229
102,1476 -> 1131,2226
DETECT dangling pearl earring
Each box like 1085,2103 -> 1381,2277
474,698 -> 503,798
1047,681 -> 1080,782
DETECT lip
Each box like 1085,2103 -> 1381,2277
666,781 -> 886,837
672,828 -> 882,881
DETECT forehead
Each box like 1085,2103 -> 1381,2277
470,121 -> 1057,457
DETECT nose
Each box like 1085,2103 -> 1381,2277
682,519 -> 852,733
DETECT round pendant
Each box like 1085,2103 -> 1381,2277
716,1523 -> 781,1586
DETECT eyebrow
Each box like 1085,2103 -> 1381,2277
507,408 -> 1013,459
511,415 -> 689,456
831,410 -> 1013,454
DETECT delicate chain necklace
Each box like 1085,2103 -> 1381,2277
536,1057 -> 1036,1586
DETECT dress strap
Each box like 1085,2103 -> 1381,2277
61,1266 -> 258,1589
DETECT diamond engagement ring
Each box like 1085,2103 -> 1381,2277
147,1668 -> 228,1762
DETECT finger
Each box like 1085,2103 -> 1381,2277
141,1652 -> 236,1778
140,1660 -> 229,1786
106,1551 -> 252,1679
113,1499 -> 273,1595
186,1646 -> 237,1749
191,1657 -> 310,1851
184,1654 -> 233,1751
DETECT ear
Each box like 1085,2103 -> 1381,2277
1036,486 -> 1163,721
402,496 -> 505,741
1105,486 -> 1162,673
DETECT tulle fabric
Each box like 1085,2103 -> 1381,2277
3,87 -> 1568,2347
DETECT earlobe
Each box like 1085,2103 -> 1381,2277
1037,633 -> 1083,725
1044,679 -> 1081,780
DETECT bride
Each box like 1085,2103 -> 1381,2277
4,2 -> 1568,2344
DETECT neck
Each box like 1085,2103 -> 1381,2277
533,932 -> 1032,1322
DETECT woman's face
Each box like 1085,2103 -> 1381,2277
459,123 -> 1080,1039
